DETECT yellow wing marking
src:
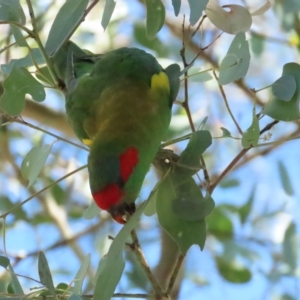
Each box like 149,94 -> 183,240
151,72 -> 170,93
82,138 -> 93,147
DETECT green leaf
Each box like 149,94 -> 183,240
165,63 -> 181,103
171,0 -> 181,16
94,201 -> 148,300
241,108 -> 260,148
219,178 -> 239,188
272,74 -> 296,101
188,0 -> 208,25
175,130 -> 212,177
283,223 -> 298,273
206,2 -> 252,34
10,24 -> 28,47
1,48 -> 45,74
8,263 -> 23,294
220,127 -> 232,138
250,33 -> 264,57
72,254 -> 90,295
188,67 -> 213,82
68,294 -> 84,300
38,252 -> 56,295
21,144 -> 52,187
145,0 -> 165,39
101,0 -> 116,30
83,200 -> 100,220
0,0 -> 26,24
262,63 -> 300,121
45,0 -> 89,56
156,174 -> 208,254
0,256 -> 9,269
1,67 -> 45,116
278,161 -> 294,196
238,187 -> 255,224
216,256 -> 252,283
143,189 -> 158,216
219,32 -> 250,85
206,207 -> 233,239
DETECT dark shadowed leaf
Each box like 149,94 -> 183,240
220,127 -> 232,138
0,256 -> 9,269
8,263 -> 23,294
238,186 -> 255,224
171,0 -> 181,16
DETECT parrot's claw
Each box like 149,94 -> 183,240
108,202 -> 136,224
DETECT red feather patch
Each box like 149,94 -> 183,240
119,147 -> 139,182
93,184 -> 123,210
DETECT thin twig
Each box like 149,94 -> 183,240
130,229 -> 164,297
2,114 -> 88,151
212,70 -> 243,135
0,165 -> 87,218
209,120 -> 280,193
166,254 -> 185,296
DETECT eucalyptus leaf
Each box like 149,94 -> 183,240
101,0 -> 116,30
272,74 -> 296,101
219,32 -> 250,85
0,0 -> 26,24
241,109 -> 259,148
187,0 -> 208,25
21,144 -> 53,187
38,252 -> 56,295
171,0 -> 181,16
278,160 -> 294,196
145,0 -> 165,39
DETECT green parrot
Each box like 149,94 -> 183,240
52,42 -> 180,223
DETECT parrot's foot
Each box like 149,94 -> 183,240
108,202 -> 136,224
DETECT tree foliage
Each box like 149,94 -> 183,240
0,0 -> 300,299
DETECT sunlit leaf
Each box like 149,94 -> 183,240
145,0 -> 165,39
187,0 -> 208,26
219,32 -> 250,85
1,67 -> 46,116
94,202 -> 148,300
21,144 -> 53,187
0,0 -> 26,24
241,108 -> 259,148
45,0 -> 89,56
72,254 -> 90,295
262,63 -> 300,121
83,200 -> 100,220
188,67 -> 213,82
38,252 -> 55,295
278,161 -> 294,196
101,0 -> 116,30
251,1 -> 271,16
206,1 -> 252,34
216,256 -> 252,283
272,75 -> 296,101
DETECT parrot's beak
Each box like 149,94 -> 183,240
108,203 -> 136,224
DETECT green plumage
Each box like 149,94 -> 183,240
54,42 -> 179,222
